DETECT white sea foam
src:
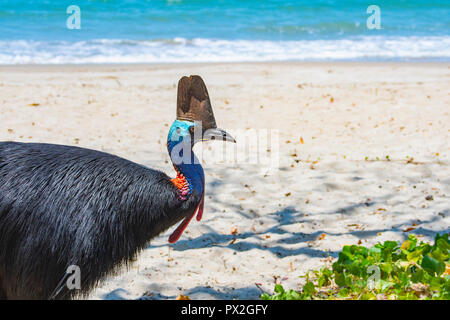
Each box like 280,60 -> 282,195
0,36 -> 449,64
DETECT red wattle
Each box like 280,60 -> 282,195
168,193 -> 205,243
196,193 -> 204,221
168,212 -> 195,243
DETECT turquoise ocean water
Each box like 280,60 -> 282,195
0,0 -> 449,63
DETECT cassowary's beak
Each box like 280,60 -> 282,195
203,128 -> 236,143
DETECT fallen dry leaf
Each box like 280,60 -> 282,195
28,103 -> 40,107
445,265 -> 450,276
318,233 -> 326,240
300,137 -> 304,144
176,295 -> 190,300
372,208 -> 387,215
347,223 -> 360,228
230,226 -> 238,235
403,227 -> 416,232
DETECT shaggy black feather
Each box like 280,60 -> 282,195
0,142 -> 201,299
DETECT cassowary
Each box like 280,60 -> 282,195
0,75 -> 235,300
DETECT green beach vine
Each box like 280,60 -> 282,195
261,233 -> 449,300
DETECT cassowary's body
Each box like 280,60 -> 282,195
0,142 -> 200,299
0,75 -> 234,300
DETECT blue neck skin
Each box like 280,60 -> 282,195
167,120 -> 205,197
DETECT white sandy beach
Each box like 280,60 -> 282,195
0,62 -> 449,299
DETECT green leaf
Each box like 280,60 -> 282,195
429,276 -> 443,291
434,233 -> 449,247
380,262 -> 393,274
303,281 -> 315,296
410,267 -> 424,283
335,272 -> 347,287
421,254 -> 446,276
436,238 -> 450,252
285,289 -> 301,300
337,288 -> 350,298
383,241 -> 399,250
430,247 -> 448,262
260,293 -> 270,300
370,246 -> 382,255
407,250 -> 422,262
274,284 -> 285,294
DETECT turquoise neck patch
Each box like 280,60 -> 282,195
167,120 -> 205,199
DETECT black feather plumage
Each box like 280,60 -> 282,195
0,142 -> 201,299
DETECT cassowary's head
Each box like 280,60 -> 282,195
166,76 -> 235,243
168,75 -> 235,149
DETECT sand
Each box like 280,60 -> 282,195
0,62 -> 449,299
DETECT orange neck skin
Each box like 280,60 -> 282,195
171,167 -> 191,201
